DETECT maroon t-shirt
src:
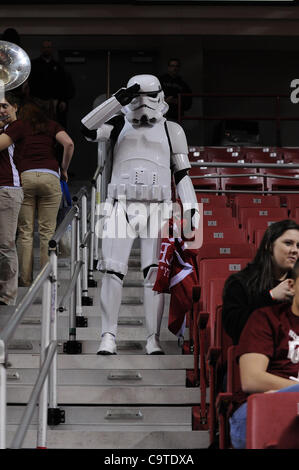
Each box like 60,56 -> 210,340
4,119 -> 64,173
235,303 -> 299,406
0,124 -> 21,187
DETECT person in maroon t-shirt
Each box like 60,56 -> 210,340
0,92 -> 23,305
0,99 -> 74,286
229,258 -> 299,449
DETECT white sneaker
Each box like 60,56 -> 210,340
145,334 -> 165,355
97,333 -> 117,355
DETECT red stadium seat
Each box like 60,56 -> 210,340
246,216 -> 286,243
189,166 -> 220,190
196,193 -> 228,207
206,147 -> 246,162
232,194 -> 281,219
290,207 -> 299,223
219,167 -> 264,192
192,258 -> 250,438
245,147 -> 283,163
282,147 -> 299,164
203,206 -> 233,218
203,226 -> 247,244
285,195 -> 299,217
264,169 -> 299,192
254,227 -> 267,248
246,392 -> 299,449
198,243 -> 255,262
202,207 -> 238,229
188,146 -> 208,162
238,206 -> 288,230
216,345 -> 241,449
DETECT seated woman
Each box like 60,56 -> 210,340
229,257 -> 299,449
222,219 -> 299,345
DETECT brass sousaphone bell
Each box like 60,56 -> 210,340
0,40 -> 31,91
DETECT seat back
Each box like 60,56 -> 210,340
203,226 -> 246,244
198,243 -> 255,263
265,175 -> 299,192
282,147 -> 299,163
219,167 -> 264,192
246,392 -> 299,449
225,345 -> 241,394
245,215 -> 288,243
196,193 -> 228,207
199,258 -> 251,311
238,206 -> 288,230
233,194 -> 281,219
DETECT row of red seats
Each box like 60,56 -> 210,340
188,190 -> 299,446
189,166 -> 299,192
188,146 -> 299,164
186,160 -> 299,446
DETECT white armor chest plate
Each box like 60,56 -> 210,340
108,119 -> 171,201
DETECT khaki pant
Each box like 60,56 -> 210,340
0,187 -> 23,305
17,172 -> 62,286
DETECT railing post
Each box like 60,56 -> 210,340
0,339 -> 6,449
88,182 -> 97,288
76,210 -> 82,315
81,193 -> 92,306
47,247 -> 65,426
36,275 -> 52,448
93,175 -> 101,266
63,207 -> 82,354
75,209 -> 87,326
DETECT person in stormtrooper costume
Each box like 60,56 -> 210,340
81,74 -> 199,355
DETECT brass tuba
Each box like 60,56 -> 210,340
0,40 -> 31,91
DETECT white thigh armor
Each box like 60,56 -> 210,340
98,200 -> 169,275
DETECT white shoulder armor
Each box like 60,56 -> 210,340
166,120 -> 188,154
166,121 -> 190,172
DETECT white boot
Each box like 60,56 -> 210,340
144,267 -> 165,355
97,332 -> 117,355
97,273 -> 123,355
145,333 -> 164,355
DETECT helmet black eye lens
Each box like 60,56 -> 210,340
147,92 -> 158,98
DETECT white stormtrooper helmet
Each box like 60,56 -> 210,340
123,74 -> 169,125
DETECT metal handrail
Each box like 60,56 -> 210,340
0,262 -> 53,346
58,261 -> 84,312
191,161 -> 299,169
10,341 -> 57,449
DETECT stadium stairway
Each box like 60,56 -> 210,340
4,182 -> 209,450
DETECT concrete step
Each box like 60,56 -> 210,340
7,385 -> 202,405
18,300 -> 171,318
7,405 -> 192,429
7,340 -> 185,355
11,324 -> 185,342
7,368 -> 187,386
6,428 -> 209,449
8,354 -> 194,370
20,315 -> 172,328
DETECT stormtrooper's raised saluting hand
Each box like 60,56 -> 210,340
114,83 -> 140,106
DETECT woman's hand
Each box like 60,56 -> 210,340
61,169 -> 68,182
270,278 -> 294,302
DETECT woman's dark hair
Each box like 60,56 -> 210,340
4,92 -> 20,108
18,100 -> 50,134
230,219 -> 299,297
